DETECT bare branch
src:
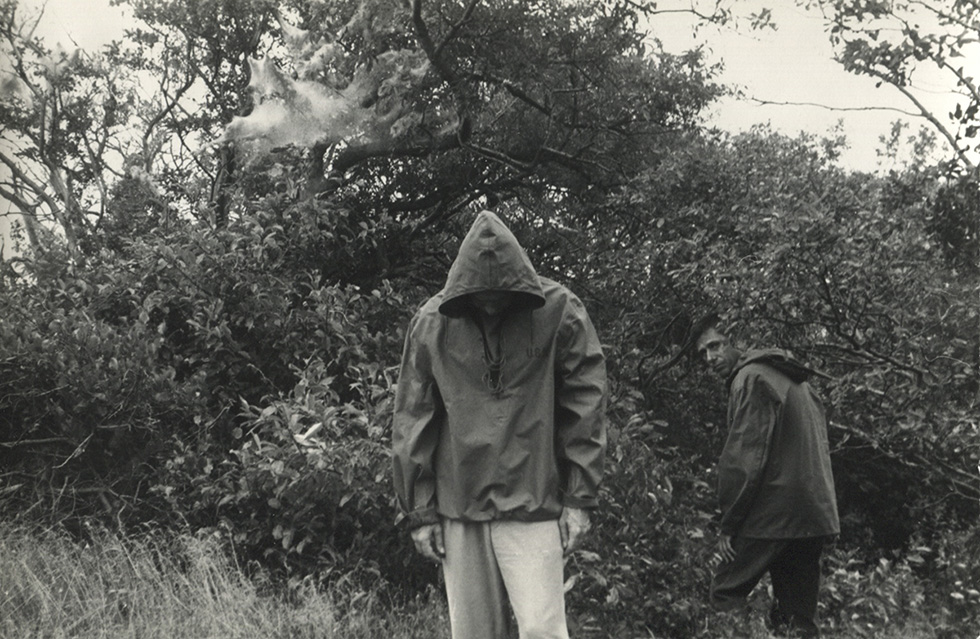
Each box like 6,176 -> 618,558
473,73 -> 552,117
881,72 -> 977,169
142,40 -> 198,172
0,437 -> 75,448
411,0 -> 459,85
461,140 -> 533,173
0,185 -> 38,217
330,127 -> 461,176
830,420 -> 980,503
0,150 -> 62,215
749,97 -> 921,118
434,0 -> 481,61
937,58 -> 980,110
908,0 -> 980,33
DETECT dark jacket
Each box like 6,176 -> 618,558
392,211 -> 607,529
718,349 -> 840,538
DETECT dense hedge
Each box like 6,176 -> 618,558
1,132 -> 978,637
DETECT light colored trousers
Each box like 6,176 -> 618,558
442,518 -> 570,639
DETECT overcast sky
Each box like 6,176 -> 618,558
648,1 -> 976,170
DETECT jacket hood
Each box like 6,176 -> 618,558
438,211 -> 546,318
729,348 -> 832,386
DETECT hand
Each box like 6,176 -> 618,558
410,522 -> 445,563
559,507 -> 591,555
716,534 -> 737,564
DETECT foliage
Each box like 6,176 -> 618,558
822,547 -> 929,636
0,0 -> 144,257
0,203 -> 408,533
820,530 -> 980,639
565,401 -> 720,637
155,339 -> 437,592
175,0 -> 723,233
807,0 -> 980,171
119,0 -> 282,224
536,127 -> 978,636
595,126 -> 980,542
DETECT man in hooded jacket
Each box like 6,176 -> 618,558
392,211 -> 607,639
692,315 -> 839,637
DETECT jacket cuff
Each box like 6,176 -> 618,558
720,519 -> 740,537
563,495 -> 598,509
397,507 -> 440,529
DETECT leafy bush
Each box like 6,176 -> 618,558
156,351 -> 436,593
911,528 -> 980,638
822,548 -> 928,636
0,247 -> 203,525
0,207 -> 412,536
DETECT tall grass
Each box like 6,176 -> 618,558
0,524 -> 449,639
0,523 -> 961,639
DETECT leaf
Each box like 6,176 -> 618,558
563,574 -> 578,593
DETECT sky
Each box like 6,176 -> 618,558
646,2 -> 975,170
2,0 -> 976,255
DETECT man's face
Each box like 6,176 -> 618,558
470,290 -> 514,317
696,327 -> 740,379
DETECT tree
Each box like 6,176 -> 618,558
0,0 -> 282,258
120,0 -> 280,225
226,0 -> 723,228
0,0 -> 141,258
567,125 -> 979,634
808,0 -> 980,173
0,0 -> 729,548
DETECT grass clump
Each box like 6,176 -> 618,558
0,524 -> 448,639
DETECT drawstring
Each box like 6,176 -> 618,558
474,314 -> 505,396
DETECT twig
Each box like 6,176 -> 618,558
749,97 -> 921,118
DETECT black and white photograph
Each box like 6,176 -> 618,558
1,1 -> 977,637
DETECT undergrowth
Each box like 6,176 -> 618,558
0,523 -> 974,639
0,524 -> 448,639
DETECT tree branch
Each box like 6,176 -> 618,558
472,72 -> 552,116
411,0 -> 459,86
830,420 -> 980,503
907,0 -> 979,33
462,140 -> 533,173
0,184 -> 38,217
0,150 -> 63,217
329,126 -> 461,176
749,97 -> 921,118
434,0 -> 480,61
142,40 -> 198,172
880,71 -> 977,169
0,437 -> 75,448
937,58 -> 980,111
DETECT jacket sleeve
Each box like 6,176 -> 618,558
718,371 -> 778,536
391,312 -> 443,529
554,295 -> 608,509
